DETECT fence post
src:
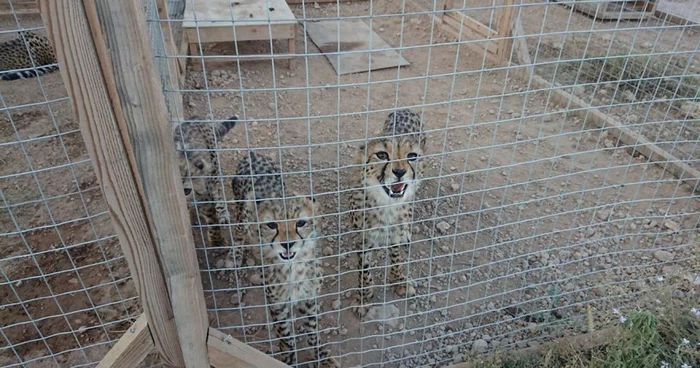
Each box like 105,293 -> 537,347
38,1 -> 209,367
496,0 -> 515,64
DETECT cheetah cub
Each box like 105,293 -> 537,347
174,116 -> 237,248
349,109 -> 426,317
232,152 -> 339,368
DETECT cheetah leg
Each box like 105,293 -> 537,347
202,204 -> 226,247
300,300 -> 339,368
270,303 -> 297,366
388,244 -> 416,298
352,249 -> 374,318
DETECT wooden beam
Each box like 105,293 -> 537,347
38,1 -> 186,366
511,15 -> 533,78
84,0 -> 210,366
443,12 -> 497,38
512,68 -> 700,194
154,0 -> 185,124
96,315 -> 153,368
495,0 -> 515,64
39,0 -> 210,366
208,328 -> 290,368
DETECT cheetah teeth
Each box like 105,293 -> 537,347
279,251 -> 297,260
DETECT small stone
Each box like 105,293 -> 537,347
597,209 -> 612,221
268,102 -> 276,110
459,274 -> 467,282
440,246 -> 450,253
573,85 -> 585,96
68,278 -> 79,285
472,339 -> 488,353
249,273 -> 263,285
332,299 -> 342,310
365,304 -> 401,328
451,183 -> 460,192
654,250 -> 673,262
246,258 -> 256,267
224,259 -> 235,269
663,220 -> 680,232
621,90 -> 636,102
340,328 -> 348,335
77,326 -> 88,334
313,1 -> 320,8
436,221 -> 451,234
215,259 -> 225,269
323,246 -> 334,256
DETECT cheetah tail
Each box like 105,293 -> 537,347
2,65 -> 59,81
216,114 -> 238,137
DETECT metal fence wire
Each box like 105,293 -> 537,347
2,0 -> 699,367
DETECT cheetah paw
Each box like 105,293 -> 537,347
394,281 -> 416,298
351,298 -> 372,318
318,357 -> 341,368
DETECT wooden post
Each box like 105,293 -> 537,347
495,0 -> 515,64
38,1 -> 210,367
154,0 -> 185,123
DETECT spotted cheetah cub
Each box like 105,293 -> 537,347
174,116 -> 237,248
349,109 -> 426,317
232,152 -> 339,368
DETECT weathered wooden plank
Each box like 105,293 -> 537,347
37,1 -> 187,366
208,328 -> 290,368
84,0 -> 211,366
96,315 -> 154,368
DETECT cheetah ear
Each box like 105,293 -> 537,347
193,158 -> 205,170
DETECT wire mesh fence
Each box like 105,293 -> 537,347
2,0 -> 700,366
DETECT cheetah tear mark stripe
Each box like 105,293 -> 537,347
1,65 -> 59,81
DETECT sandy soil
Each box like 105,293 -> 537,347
0,1 -> 698,367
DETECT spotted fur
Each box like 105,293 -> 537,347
174,116 -> 237,249
0,31 -> 58,81
232,152 -> 339,368
349,109 -> 426,317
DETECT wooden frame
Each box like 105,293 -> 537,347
554,0 -> 657,21
506,16 -> 700,195
436,0 -> 515,65
182,0 -> 297,70
37,0 -> 289,367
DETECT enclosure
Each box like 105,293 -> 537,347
0,0 -> 698,367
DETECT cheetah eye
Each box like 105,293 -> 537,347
193,159 -> 205,170
266,222 -> 278,230
183,188 -> 192,195
375,151 -> 389,160
296,220 -> 308,228
407,152 -> 418,161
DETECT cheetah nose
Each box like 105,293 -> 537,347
281,242 -> 294,250
392,168 -> 406,178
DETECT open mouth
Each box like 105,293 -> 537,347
382,182 -> 407,198
279,251 -> 297,260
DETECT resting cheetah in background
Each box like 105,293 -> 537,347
349,109 -> 426,317
174,115 -> 237,248
0,31 -> 58,81
231,152 -> 339,368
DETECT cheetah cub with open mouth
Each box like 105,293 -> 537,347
231,152 -> 339,368
349,109 -> 426,318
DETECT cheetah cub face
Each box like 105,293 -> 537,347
361,110 -> 426,203
246,195 -> 318,263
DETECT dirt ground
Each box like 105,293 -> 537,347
1,0 -> 699,367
